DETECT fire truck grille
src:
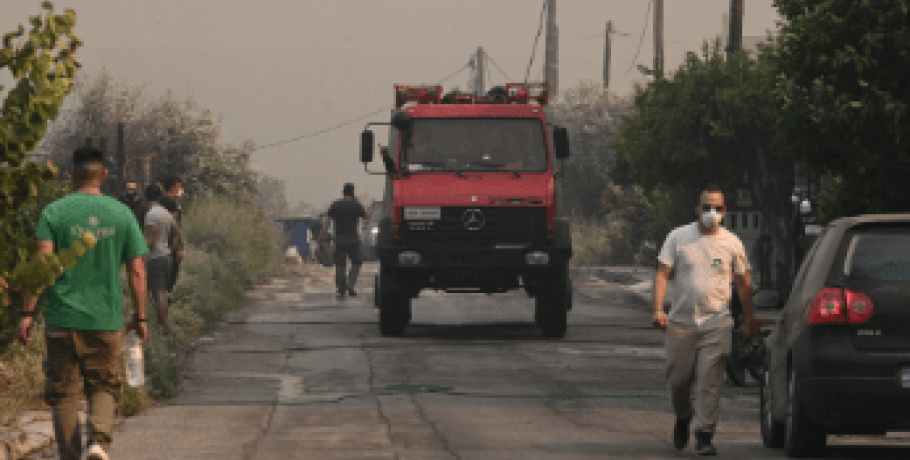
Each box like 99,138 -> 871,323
401,206 -> 547,247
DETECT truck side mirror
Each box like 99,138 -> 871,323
391,110 -> 412,133
554,127 -> 570,160
361,131 -> 374,163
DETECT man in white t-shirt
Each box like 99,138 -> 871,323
143,184 -> 178,336
652,183 -> 758,456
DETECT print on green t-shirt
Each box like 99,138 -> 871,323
35,193 -> 149,330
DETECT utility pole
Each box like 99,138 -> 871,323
726,0 -> 743,61
475,46 -> 485,96
544,0 -> 558,97
117,122 -> 125,196
720,12 -> 728,47
603,21 -> 612,89
653,0 -> 664,78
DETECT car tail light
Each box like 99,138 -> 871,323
807,287 -> 874,325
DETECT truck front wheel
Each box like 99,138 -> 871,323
536,265 -> 569,338
377,266 -> 411,336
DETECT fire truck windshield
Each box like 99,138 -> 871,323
404,119 -> 548,172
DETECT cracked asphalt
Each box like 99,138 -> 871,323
92,261 -> 910,459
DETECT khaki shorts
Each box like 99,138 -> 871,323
43,326 -> 124,406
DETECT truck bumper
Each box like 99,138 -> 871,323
377,245 -> 570,293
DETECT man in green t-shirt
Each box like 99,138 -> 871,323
18,147 -> 149,460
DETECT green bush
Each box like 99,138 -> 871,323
570,215 -> 610,268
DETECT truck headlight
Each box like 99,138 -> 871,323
371,227 -> 379,234
525,251 -> 550,265
398,251 -> 421,265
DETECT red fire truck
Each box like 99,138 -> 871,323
360,82 -> 573,338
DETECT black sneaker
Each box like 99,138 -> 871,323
694,430 -> 717,456
336,291 -> 346,300
348,288 -> 357,297
673,417 -> 692,450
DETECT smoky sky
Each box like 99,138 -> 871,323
1,0 -> 783,211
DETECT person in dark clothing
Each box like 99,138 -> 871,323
320,183 -> 366,299
118,182 -> 144,225
157,176 -> 184,294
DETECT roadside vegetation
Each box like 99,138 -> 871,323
1,194 -> 292,426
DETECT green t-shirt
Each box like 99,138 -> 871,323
36,192 -> 149,330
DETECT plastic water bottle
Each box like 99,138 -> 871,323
125,332 -> 145,387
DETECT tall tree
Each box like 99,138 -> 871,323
613,37 -> 803,295
1,2 -> 82,330
549,79 -> 633,219
772,0 -> 910,221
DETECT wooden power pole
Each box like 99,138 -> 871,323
726,0 -> 744,61
603,21 -> 612,89
544,0 -> 558,98
653,0 -> 664,78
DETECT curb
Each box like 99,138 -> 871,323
569,265 -> 670,310
0,410 -> 89,460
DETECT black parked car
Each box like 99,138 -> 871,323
760,214 -> 910,457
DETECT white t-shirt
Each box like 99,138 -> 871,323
657,222 -> 751,329
144,204 -> 174,260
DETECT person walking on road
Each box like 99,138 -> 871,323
18,146 -> 149,460
157,176 -> 184,294
143,183 -> 180,336
319,183 -> 366,300
652,183 -> 759,456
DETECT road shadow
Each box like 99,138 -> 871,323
401,322 -> 549,341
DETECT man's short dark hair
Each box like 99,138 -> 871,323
703,183 -> 724,195
161,176 -> 181,193
72,147 -> 105,181
343,183 -> 355,197
146,184 -> 163,202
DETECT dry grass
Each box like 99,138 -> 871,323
0,322 -> 49,428
570,216 -> 611,268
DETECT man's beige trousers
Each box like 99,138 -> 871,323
665,315 -> 733,434
44,326 -> 123,460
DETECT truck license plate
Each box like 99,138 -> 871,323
902,368 -> 910,388
404,207 -> 441,220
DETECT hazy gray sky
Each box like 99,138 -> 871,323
2,0 -> 783,211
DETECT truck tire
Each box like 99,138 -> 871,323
377,265 -> 410,336
537,264 -> 569,338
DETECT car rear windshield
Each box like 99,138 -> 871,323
406,118 -> 547,172
843,230 -> 910,281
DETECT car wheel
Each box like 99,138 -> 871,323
784,366 -> 826,457
760,367 -> 785,448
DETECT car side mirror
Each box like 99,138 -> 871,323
361,130 -> 374,163
554,126 -> 570,160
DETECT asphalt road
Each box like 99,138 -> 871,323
96,262 -> 910,459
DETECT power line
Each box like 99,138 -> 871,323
559,30 -> 606,39
482,50 -> 513,82
254,63 -> 470,151
525,0 -> 548,84
624,0 -> 653,75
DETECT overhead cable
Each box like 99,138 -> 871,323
624,0 -> 653,75
254,63 -> 470,151
524,0 -> 548,84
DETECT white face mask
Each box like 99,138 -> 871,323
701,209 -> 723,228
